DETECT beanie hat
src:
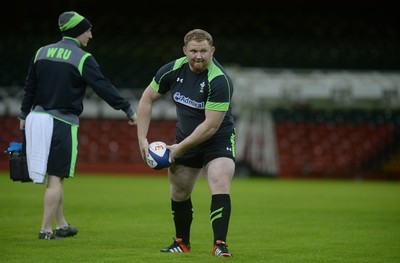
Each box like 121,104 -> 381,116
58,11 -> 92,38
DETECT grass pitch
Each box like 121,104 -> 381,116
0,172 -> 399,263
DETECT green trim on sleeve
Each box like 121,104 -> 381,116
78,53 -> 92,76
173,57 -> 187,70
206,101 -> 230,111
150,78 -> 159,92
34,47 -> 44,63
207,63 -> 224,80
206,62 -> 233,106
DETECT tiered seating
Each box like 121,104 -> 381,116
0,117 -> 177,169
275,122 -> 309,175
77,118 -> 176,163
1,111 -> 398,178
274,109 -> 398,178
0,117 -> 22,145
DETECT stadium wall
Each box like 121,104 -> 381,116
1,111 -> 399,180
1,68 -> 400,179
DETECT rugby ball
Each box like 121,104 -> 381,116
146,141 -> 171,170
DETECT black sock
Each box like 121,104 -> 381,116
210,194 -> 231,243
171,197 -> 193,245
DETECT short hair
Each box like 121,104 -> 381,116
184,29 -> 213,47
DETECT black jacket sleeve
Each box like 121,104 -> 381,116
19,56 -> 37,120
82,55 -> 135,117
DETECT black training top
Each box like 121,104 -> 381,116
150,57 -> 235,138
19,37 -> 135,125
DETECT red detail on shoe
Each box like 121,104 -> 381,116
175,238 -> 191,252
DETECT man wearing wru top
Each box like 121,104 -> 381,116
137,29 -> 236,257
19,11 -> 137,240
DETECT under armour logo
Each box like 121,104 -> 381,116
177,77 -> 183,83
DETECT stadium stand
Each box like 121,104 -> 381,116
1,5 -> 399,178
272,109 -> 398,179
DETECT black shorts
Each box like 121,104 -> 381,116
174,129 -> 236,168
47,119 -> 78,177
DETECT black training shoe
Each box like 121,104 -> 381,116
212,240 -> 232,257
160,237 -> 191,253
55,225 -> 78,238
38,231 -> 57,240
